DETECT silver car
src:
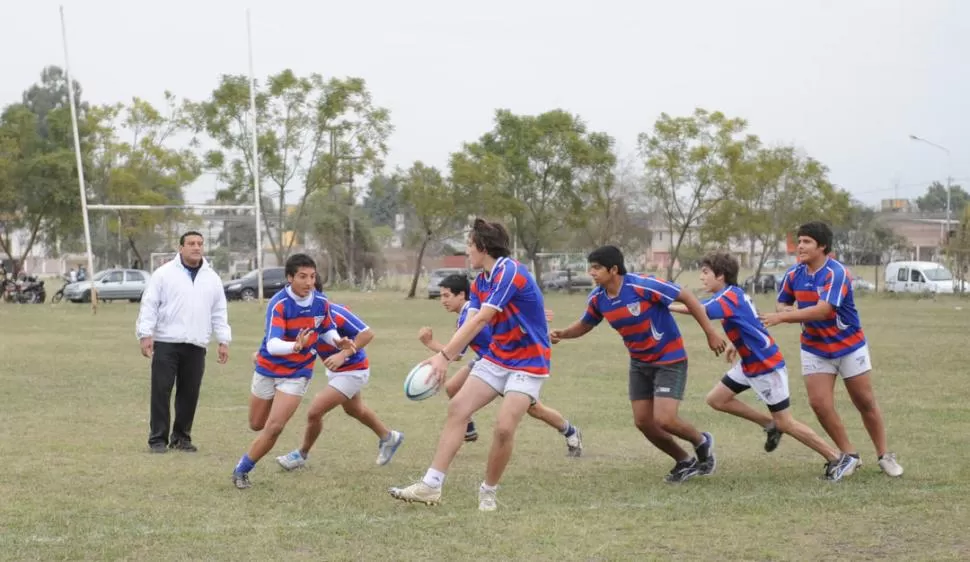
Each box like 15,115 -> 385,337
64,268 -> 150,303
427,268 -> 469,299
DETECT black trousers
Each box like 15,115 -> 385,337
149,342 -> 207,446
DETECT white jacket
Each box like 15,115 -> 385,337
135,257 -> 231,348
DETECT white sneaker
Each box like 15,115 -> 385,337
276,450 -> 306,471
878,452 -> 904,477
389,481 -> 441,506
565,427 -> 583,458
478,484 -> 498,512
376,430 -> 404,466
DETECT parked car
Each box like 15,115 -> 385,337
543,270 -> 594,291
63,268 -> 150,303
761,258 -> 789,271
742,273 -> 778,295
884,261 -> 967,294
224,267 -> 287,301
427,268 -> 470,299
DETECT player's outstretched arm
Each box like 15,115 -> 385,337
550,320 -> 594,344
761,302 -> 832,326
418,327 -> 445,353
676,290 -> 728,356
668,302 -> 689,315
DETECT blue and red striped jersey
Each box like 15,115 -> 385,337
316,303 -> 370,372
468,257 -> 550,376
457,301 -> 491,359
255,287 -> 333,379
704,285 -> 785,376
581,274 -> 686,365
777,258 -> 866,359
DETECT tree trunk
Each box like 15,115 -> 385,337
127,236 -> 144,267
406,234 -> 431,299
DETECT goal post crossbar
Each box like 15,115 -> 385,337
88,204 -> 255,211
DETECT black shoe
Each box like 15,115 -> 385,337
664,458 -> 700,483
694,432 -> 716,475
169,440 -> 198,452
764,423 -> 783,453
231,471 -> 252,489
149,443 -> 167,454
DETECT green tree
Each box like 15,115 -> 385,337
399,161 -> 466,298
833,200 -> 907,289
450,109 -> 615,283
704,144 -> 851,279
637,108 -> 750,279
362,174 -> 402,229
302,187 -> 382,284
916,181 -> 968,216
190,71 -> 392,264
572,153 -> 650,250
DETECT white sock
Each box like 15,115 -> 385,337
422,468 -> 446,489
480,482 -> 498,493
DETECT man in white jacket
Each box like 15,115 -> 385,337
136,231 -> 231,453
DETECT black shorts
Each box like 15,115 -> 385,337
628,359 -> 688,401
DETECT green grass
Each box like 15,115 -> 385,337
1,291 -> 968,561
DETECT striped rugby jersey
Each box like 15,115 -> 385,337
777,258 -> 866,359
255,287 -> 334,379
581,274 -> 686,365
457,301 -> 492,359
704,285 -> 785,376
468,257 -> 551,376
316,303 -> 370,372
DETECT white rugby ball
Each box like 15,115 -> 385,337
404,363 -> 440,401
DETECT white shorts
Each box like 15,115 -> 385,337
722,363 -> 791,412
251,372 -> 311,400
326,368 -> 370,399
800,345 -> 872,379
470,358 -> 545,404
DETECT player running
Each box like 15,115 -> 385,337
419,273 -> 582,455
550,245 -> 727,483
389,218 -> 555,511
670,251 -> 857,481
276,301 -> 405,471
231,254 -> 355,489
761,221 -> 903,477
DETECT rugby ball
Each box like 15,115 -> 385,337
404,363 -> 440,401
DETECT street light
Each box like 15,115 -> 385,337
908,134 -> 953,241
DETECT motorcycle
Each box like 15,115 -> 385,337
5,275 -> 46,304
51,275 -> 73,304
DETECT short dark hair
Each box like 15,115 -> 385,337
587,245 -> 627,275
796,221 -> 833,254
179,231 -> 203,246
700,251 -> 739,286
469,218 -> 511,259
284,253 -> 317,278
314,276 -> 323,292
438,273 -> 470,298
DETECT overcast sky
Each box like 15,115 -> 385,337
3,0 -> 967,206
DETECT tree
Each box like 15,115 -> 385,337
833,200 -> 906,290
0,66 -> 99,270
191,71 -> 392,264
450,109 -> 616,283
399,162 -> 466,298
704,144 -> 851,279
945,206 -> 970,294
302,188 -> 383,284
637,108 -> 750,279
572,153 -> 650,250
362,174 -> 402,228
915,181 -> 968,216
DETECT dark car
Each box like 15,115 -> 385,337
543,270 -> 594,291
224,267 -> 287,301
743,273 -> 778,295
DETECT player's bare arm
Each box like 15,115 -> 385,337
325,329 -> 373,370
676,290 -> 728,355
549,320 -> 594,344
761,301 -> 833,327
423,306 -> 496,384
668,302 -> 689,314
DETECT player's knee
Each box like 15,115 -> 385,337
705,392 -> 727,411
264,420 -> 286,438
808,395 -> 833,415
249,420 -> 265,432
773,416 -> 794,434
444,379 -> 460,399
341,401 -> 362,418
525,404 -> 542,419
492,420 -> 516,444
653,411 -> 677,431
634,416 -> 660,436
446,399 -> 471,421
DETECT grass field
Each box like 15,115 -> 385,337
1,290 -> 968,561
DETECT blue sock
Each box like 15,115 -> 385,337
466,421 -> 476,434
561,421 -> 576,438
235,454 -> 256,474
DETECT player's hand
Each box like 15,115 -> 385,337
726,344 -> 738,364
705,331 -> 728,356
418,327 -> 433,345
218,343 -> 229,364
760,312 -> 782,327
422,351 -> 450,387
140,336 -> 153,358
293,328 -> 313,352
545,309 -> 554,322
549,329 -> 563,345
324,351 -> 348,371
334,337 -> 357,353
251,351 -> 258,366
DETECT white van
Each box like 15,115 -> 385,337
884,261 -> 966,294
